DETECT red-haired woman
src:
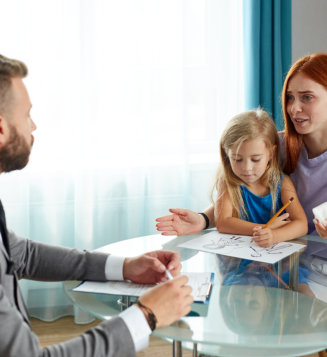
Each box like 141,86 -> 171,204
156,53 -> 327,295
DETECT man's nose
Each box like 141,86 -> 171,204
30,118 -> 37,132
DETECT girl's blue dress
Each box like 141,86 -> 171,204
223,178 -> 309,287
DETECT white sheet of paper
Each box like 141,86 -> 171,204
178,231 -> 305,264
73,272 -> 213,303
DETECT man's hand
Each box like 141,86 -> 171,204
252,226 -> 276,247
156,208 -> 206,236
138,275 -> 193,329
123,250 -> 181,284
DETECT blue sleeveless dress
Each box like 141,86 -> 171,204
223,178 -> 309,287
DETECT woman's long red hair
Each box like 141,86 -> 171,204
283,53 -> 327,173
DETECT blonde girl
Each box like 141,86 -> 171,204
213,108 -> 307,247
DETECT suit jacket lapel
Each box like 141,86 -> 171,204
0,239 -> 10,260
0,200 -> 11,255
13,272 -> 31,326
0,201 -> 15,274
0,202 -> 30,325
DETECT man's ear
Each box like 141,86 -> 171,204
0,115 -> 9,148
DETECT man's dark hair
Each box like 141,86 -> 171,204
0,54 -> 28,116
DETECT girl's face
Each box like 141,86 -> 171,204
228,139 -> 272,187
226,285 -> 268,328
286,73 -> 327,136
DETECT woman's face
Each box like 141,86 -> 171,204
286,73 -> 327,136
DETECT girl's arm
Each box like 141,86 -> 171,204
252,175 -> 308,247
215,191 -> 264,235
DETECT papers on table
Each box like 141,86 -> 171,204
178,230 -> 305,264
73,272 -> 214,303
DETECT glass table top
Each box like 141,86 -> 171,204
64,233 -> 327,357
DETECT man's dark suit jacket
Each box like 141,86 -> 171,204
0,231 -> 136,356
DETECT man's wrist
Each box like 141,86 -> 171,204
119,305 -> 151,351
136,300 -> 157,331
105,255 -> 125,280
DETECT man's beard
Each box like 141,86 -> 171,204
0,124 -> 33,172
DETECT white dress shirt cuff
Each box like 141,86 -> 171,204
119,304 -> 151,352
105,255 -> 125,280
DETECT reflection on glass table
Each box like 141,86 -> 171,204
64,233 -> 327,357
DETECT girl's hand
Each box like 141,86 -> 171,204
314,218 -> 327,238
252,226 -> 276,247
268,213 -> 290,229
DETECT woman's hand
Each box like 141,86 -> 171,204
156,208 -> 206,236
314,218 -> 327,238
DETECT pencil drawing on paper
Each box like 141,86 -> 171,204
249,243 -> 293,257
202,235 -> 293,257
178,231 -> 304,264
203,235 -> 247,250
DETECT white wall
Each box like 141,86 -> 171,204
292,0 -> 327,61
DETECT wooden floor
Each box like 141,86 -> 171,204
30,316 -> 327,357
30,316 -> 193,356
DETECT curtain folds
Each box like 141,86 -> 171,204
0,0 -> 244,322
243,0 -> 292,130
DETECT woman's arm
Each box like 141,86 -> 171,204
203,206 -> 215,229
155,206 -> 215,236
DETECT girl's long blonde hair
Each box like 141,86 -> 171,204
211,108 -> 282,219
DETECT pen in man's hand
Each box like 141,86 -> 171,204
165,269 -> 173,280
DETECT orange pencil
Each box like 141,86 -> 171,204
265,264 -> 290,290
264,197 -> 294,228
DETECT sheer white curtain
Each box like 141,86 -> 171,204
0,0 -> 244,321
